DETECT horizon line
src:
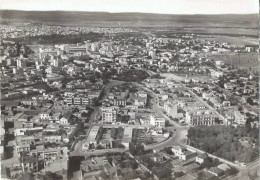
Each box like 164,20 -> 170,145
0,9 -> 258,16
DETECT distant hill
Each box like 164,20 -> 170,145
0,10 -> 258,28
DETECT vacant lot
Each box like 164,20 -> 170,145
209,53 -> 259,73
200,35 -> 258,46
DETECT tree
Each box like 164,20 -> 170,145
44,172 -> 63,180
246,97 -> 254,105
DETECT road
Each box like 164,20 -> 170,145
134,81 -> 188,150
225,158 -> 260,180
144,125 -> 188,151
70,148 -> 125,157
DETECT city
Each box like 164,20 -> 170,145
0,3 -> 259,180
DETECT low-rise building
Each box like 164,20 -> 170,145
164,101 -> 178,117
171,146 -> 196,161
195,153 -> 208,164
82,126 -> 100,150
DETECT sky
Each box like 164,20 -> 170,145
0,0 -> 258,14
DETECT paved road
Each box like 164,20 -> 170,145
134,82 -> 188,150
70,148 -> 125,157
225,158 -> 260,180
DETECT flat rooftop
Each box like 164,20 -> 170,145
86,126 -> 100,142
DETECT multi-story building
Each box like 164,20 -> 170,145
150,114 -> 165,128
64,97 -> 89,106
17,59 -> 27,68
101,107 -> 117,124
39,47 -> 59,59
113,98 -> 126,107
69,44 -> 87,54
186,110 -> 216,126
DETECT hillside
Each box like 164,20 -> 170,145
0,10 -> 258,28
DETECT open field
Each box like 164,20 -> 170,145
152,27 -> 258,38
208,53 -> 259,73
199,35 -> 258,46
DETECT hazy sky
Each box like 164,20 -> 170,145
0,0 -> 258,14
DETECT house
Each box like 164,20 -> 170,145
217,163 -> 231,172
222,101 -> 231,107
39,112 -> 51,120
130,92 -> 147,107
51,113 -> 61,123
234,111 -> 246,125
224,83 -> 235,90
195,153 -> 208,164
60,111 -> 72,124
153,153 -> 166,163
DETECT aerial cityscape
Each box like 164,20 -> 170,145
0,1 -> 259,180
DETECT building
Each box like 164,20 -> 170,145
234,111 -> 246,125
122,127 -> 133,148
17,59 -> 27,68
101,107 -> 117,124
39,47 -> 59,59
209,69 -> 223,78
30,147 -> 68,167
64,96 -> 89,106
79,157 -> 116,180
39,112 -> 51,120
150,114 -> 165,128
217,164 -> 231,172
164,101 -> 178,117
113,99 -> 126,107
186,110 -> 216,126
195,153 -> 208,164
245,45 -> 258,52
171,146 -> 196,161
82,126 -> 100,150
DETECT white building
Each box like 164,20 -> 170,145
101,107 -> 117,124
82,126 -> 100,150
150,114 -> 165,128
171,146 -> 196,161
164,101 -> 178,117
